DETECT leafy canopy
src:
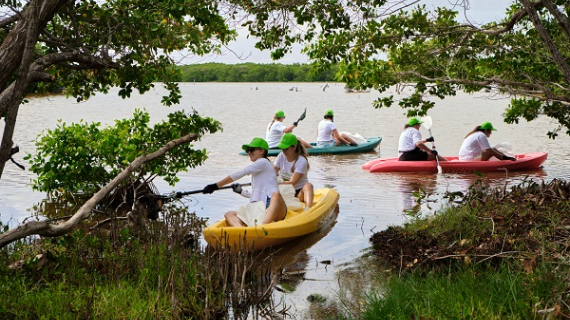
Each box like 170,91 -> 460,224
299,1 -> 570,138
25,110 -> 221,195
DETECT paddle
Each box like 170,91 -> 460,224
174,183 -> 252,199
420,116 -> 443,174
293,108 -> 307,127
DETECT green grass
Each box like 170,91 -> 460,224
358,263 -> 566,320
0,204 -> 280,319
360,179 -> 570,319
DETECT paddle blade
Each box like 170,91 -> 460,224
297,108 -> 307,122
421,116 -> 433,130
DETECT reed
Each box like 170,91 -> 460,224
0,202 -> 286,319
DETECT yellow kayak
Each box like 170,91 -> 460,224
202,188 -> 340,251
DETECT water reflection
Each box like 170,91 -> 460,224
393,174 -> 438,214
2,83 -> 569,318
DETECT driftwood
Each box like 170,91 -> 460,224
0,133 -> 198,248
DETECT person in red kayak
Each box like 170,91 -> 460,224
398,117 -> 447,162
202,137 -> 287,226
458,122 -> 517,161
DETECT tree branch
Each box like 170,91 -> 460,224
0,133 -> 199,248
519,0 -> 570,84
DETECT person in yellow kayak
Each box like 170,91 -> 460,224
458,122 -> 517,161
398,117 -> 447,162
202,137 -> 287,227
266,110 -> 312,149
273,133 -> 314,211
316,109 -> 358,147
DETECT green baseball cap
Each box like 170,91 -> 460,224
242,137 -> 269,151
324,109 -> 334,116
407,117 -> 423,126
275,110 -> 285,118
276,133 -> 298,149
480,122 -> 496,131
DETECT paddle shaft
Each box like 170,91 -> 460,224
427,128 -> 442,173
176,183 -> 251,197
421,116 -> 442,174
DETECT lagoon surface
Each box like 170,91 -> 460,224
2,82 -> 569,317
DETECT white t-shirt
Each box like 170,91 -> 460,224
398,127 -> 422,156
266,121 -> 287,148
274,152 -> 309,190
459,131 -> 492,161
317,120 -> 337,142
230,158 -> 279,202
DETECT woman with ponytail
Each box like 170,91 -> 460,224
274,133 -> 314,210
266,110 -> 313,149
458,122 -> 516,161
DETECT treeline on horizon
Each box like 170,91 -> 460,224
174,63 -> 339,82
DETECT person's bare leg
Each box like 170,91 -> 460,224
300,182 -> 314,209
263,192 -> 287,224
299,138 -> 314,149
427,152 -> 447,162
225,211 -> 246,227
340,133 -> 358,145
481,148 -> 503,161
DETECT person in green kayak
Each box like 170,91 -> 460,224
202,137 -> 287,227
266,110 -> 312,149
316,109 -> 358,147
398,117 -> 447,162
273,133 -> 314,211
458,122 -> 517,161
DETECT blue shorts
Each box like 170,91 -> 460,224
317,140 -> 336,148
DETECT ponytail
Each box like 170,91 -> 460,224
465,126 -> 485,138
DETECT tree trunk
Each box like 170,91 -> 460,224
519,0 -> 570,84
0,0 -> 67,178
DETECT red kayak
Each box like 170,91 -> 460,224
362,152 -> 548,173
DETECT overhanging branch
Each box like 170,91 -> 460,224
0,132 -> 199,248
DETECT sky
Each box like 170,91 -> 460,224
176,0 -> 513,65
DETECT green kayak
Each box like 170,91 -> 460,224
239,137 -> 382,156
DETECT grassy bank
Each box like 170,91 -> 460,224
360,178 -> 570,319
0,204 -> 284,319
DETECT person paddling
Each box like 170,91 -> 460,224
316,109 -> 358,147
398,117 -> 447,162
273,133 -> 314,211
266,110 -> 312,149
202,137 -> 287,227
458,122 -> 517,161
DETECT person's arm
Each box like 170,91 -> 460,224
415,141 -> 432,153
280,172 -> 303,185
283,124 -> 296,133
486,147 -> 516,161
203,175 -> 234,193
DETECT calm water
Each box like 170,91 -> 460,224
2,82 -> 569,317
